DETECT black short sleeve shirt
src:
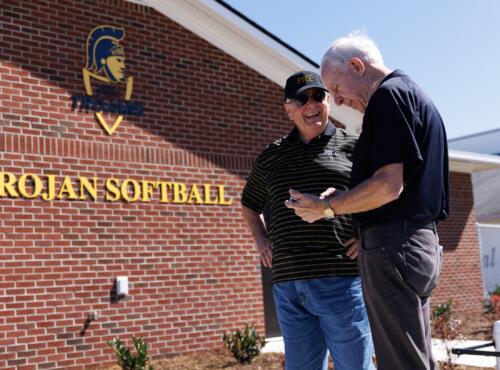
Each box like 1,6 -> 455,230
349,70 -> 450,225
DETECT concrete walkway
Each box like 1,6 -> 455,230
433,339 -> 497,368
262,337 -> 499,368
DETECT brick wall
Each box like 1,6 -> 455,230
0,1 -> 289,369
0,0 -> 484,369
434,172 -> 484,313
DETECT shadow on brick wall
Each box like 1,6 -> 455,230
438,172 -> 477,251
0,1 -> 292,179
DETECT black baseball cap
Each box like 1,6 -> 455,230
284,70 -> 328,100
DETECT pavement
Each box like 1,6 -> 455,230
262,337 -> 499,368
432,339 -> 498,368
261,337 -> 285,354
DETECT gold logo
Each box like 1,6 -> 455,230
71,25 -> 143,135
297,75 -> 314,84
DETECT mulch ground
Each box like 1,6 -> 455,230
454,312 -> 496,340
96,311 -> 498,370
96,351 -> 493,370
94,351 -> 285,370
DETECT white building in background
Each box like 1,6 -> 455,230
476,224 -> 500,293
448,128 -> 500,224
449,129 -> 500,294
449,128 -> 500,155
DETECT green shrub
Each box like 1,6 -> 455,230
223,323 -> 266,364
433,299 -> 453,321
483,297 -> 495,315
484,285 -> 500,319
108,336 -> 154,370
489,285 -> 500,295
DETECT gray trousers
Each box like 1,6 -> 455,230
358,221 -> 442,370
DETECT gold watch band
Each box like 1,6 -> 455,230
323,198 -> 335,219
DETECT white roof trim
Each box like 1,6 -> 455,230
129,0 -> 500,173
129,0 -> 362,132
142,0 -> 315,85
449,150 -> 500,173
478,215 -> 500,225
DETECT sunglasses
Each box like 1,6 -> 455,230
286,90 -> 327,107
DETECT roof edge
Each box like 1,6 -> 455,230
449,150 -> 500,173
140,0 -> 317,85
131,0 -> 363,132
449,127 -> 500,142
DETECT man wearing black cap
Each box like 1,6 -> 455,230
241,71 -> 374,370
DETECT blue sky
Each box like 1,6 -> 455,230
224,0 -> 500,139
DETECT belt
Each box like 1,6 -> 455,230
358,220 -> 436,234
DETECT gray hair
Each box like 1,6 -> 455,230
320,32 -> 384,73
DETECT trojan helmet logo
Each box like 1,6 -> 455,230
83,25 -> 133,135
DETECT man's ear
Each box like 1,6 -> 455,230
284,103 -> 294,120
349,57 -> 366,76
324,94 -> 331,115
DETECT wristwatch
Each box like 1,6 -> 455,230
323,199 -> 336,219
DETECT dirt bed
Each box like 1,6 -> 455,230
96,311 -> 498,370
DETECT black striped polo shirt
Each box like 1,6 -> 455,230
241,123 -> 359,284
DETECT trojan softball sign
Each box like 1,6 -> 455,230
0,172 -> 233,205
71,25 -> 144,135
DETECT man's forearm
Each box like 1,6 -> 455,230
329,163 -> 404,215
285,164 -> 404,223
241,205 -> 273,267
241,205 -> 266,240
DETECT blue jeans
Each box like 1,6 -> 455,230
273,276 -> 375,370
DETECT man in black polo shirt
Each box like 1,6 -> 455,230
241,71 -> 374,370
288,34 -> 449,370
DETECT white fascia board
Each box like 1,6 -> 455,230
449,128 -> 500,154
128,0 -> 362,132
140,0 -> 316,85
477,222 -> 500,228
449,150 -> 500,173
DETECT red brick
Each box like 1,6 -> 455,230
0,0 -> 479,369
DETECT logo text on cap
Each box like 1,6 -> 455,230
297,75 -> 314,84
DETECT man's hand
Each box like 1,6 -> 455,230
241,206 -> 273,267
285,189 -> 325,223
344,237 -> 359,260
256,235 -> 273,268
